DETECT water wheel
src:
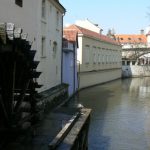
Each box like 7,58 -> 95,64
0,23 -> 42,147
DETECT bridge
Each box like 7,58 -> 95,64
122,47 -> 150,60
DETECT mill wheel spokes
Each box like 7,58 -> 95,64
0,23 -> 42,135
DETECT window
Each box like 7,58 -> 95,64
122,61 -> 125,65
98,54 -> 101,64
102,55 -> 105,64
56,66 -> 58,75
127,61 -> 130,66
42,0 -> 46,19
93,47 -> 97,64
56,11 -> 59,29
138,38 -> 142,43
63,40 -> 68,49
132,61 -> 136,65
15,0 -> 23,7
50,5 -> 52,12
41,37 -> 46,57
53,41 -> 57,58
85,45 -> 90,64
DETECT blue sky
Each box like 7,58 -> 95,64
60,0 -> 150,34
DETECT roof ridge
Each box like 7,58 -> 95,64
75,25 -> 115,40
64,24 -> 120,45
115,34 -> 147,44
115,34 -> 146,36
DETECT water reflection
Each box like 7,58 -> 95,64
68,77 -> 150,150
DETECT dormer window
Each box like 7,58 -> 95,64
128,38 -> 131,40
139,38 -> 141,41
15,0 -> 23,7
120,38 -> 123,40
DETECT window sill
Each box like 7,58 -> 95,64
41,19 -> 47,24
41,56 -> 46,59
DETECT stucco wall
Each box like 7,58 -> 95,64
122,66 -> 150,77
0,0 -> 65,92
77,35 -> 122,72
37,0 -> 64,92
0,0 -> 37,47
77,33 -> 122,88
79,69 -> 121,89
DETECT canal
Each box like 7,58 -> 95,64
67,77 -> 150,150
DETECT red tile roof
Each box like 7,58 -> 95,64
115,34 -> 147,44
64,25 -> 120,45
63,30 -> 78,43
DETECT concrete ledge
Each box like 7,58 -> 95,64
49,112 -> 80,149
49,108 -> 91,150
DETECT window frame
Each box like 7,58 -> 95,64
42,0 -> 46,19
41,36 -> 46,57
15,0 -> 23,7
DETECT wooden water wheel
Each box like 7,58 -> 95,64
0,23 -> 42,148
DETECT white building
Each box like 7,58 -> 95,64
64,24 -> 122,89
75,19 -> 103,34
0,0 -> 66,92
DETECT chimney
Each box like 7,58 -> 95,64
140,29 -> 144,35
100,29 -> 103,34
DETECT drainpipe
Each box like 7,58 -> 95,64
73,43 -> 76,94
61,14 -> 64,84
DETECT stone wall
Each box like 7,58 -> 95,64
79,68 -> 121,89
122,66 -> 150,78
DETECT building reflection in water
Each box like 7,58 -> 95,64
72,77 -> 150,150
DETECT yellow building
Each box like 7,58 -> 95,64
64,24 -> 122,89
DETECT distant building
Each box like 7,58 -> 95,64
64,24 -> 122,89
115,30 -> 150,77
62,30 -> 78,96
115,34 -> 147,49
115,31 -> 150,63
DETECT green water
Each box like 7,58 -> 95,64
68,78 -> 150,150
